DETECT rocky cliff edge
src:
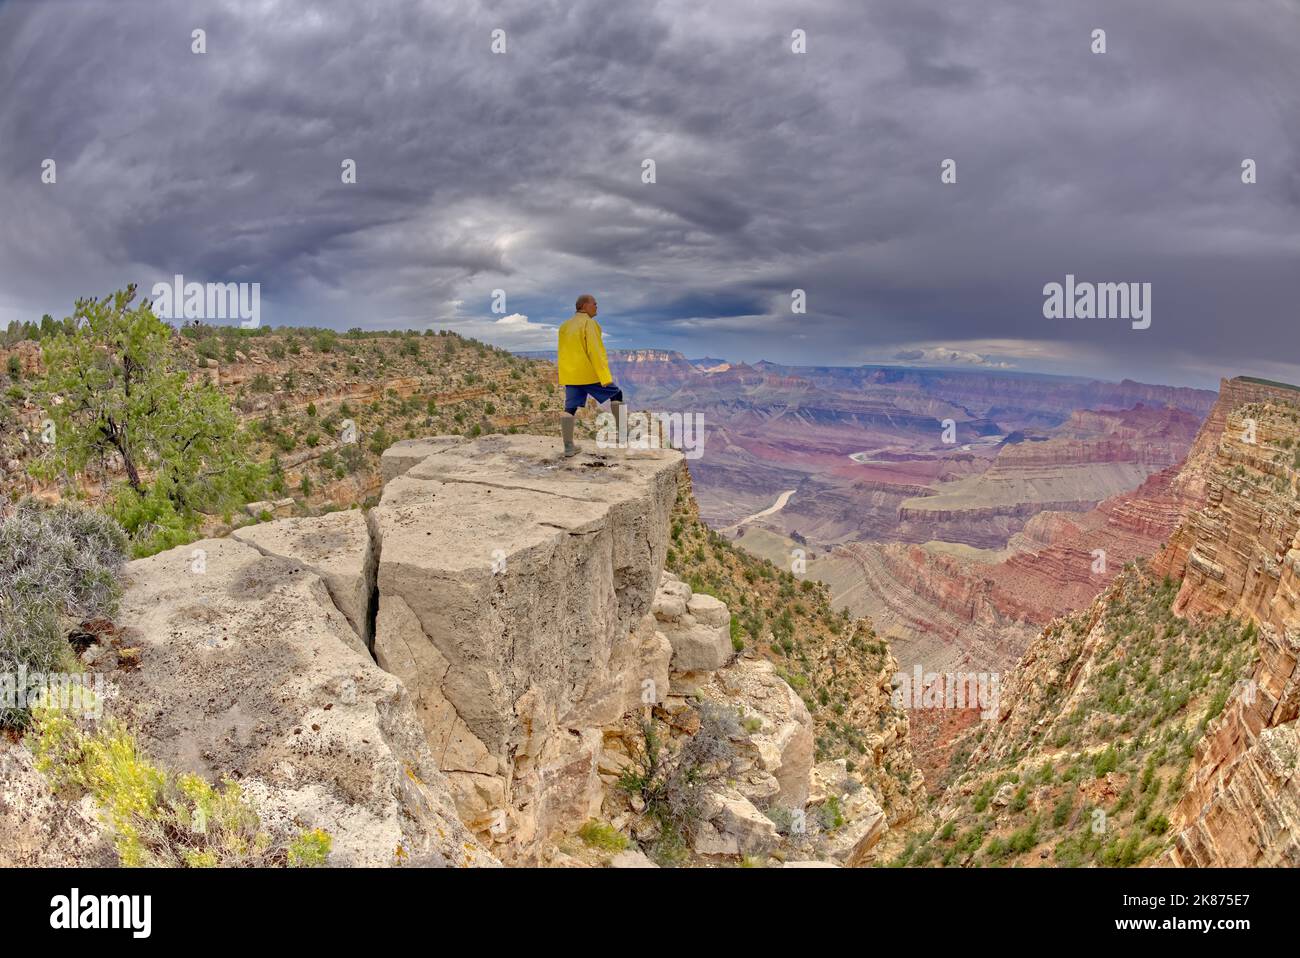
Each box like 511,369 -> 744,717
8,434 -> 905,867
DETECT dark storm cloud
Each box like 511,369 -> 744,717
1,0 -> 1297,387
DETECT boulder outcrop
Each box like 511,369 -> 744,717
370,435 -> 681,860
231,508 -> 376,653
642,572 -> 815,807
596,571 -> 909,865
107,535 -> 495,867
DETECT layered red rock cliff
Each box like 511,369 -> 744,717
1144,384 -> 1300,865
835,421 -> 1217,678
919,394 -> 1233,638
903,376 -> 1300,867
844,384 -> 1257,789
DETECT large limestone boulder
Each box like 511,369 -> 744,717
109,536 -> 496,867
647,575 -> 810,839
232,508 -> 376,653
823,789 -> 888,866
380,436 -> 465,486
595,573 -> 821,864
652,575 -> 732,680
698,791 -> 780,857
808,758 -> 857,806
559,617 -> 672,732
696,654 -> 814,810
370,434 -> 681,860
807,759 -> 889,865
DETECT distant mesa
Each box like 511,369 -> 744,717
689,357 -> 731,373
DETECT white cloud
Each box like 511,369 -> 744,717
447,313 -> 558,350
889,345 -> 1015,369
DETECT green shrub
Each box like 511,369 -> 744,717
287,829 -> 333,866
1051,790 -> 1075,828
36,288 -> 266,554
1007,819 -> 1040,855
105,484 -> 196,559
618,703 -> 740,865
818,795 -> 845,831
1093,745 -> 1119,778
0,500 -> 127,726
577,819 -> 628,852
340,443 -> 365,474
1010,785 -> 1029,812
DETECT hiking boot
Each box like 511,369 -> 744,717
561,412 -> 579,457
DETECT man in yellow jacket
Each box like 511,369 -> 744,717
557,293 -> 623,457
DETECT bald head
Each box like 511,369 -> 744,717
575,294 -> 598,317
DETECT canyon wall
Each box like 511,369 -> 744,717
922,378 -> 1300,866
1147,389 -> 1300,866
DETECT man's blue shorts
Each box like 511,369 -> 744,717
564,382 -> 623,415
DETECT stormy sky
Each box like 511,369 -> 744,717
1,0 -> 1297,389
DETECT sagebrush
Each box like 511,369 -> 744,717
0,499 -> 127,726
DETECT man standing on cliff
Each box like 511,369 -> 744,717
557,293 -> 623,457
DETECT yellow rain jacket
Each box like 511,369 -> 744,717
556,312 -> 613,385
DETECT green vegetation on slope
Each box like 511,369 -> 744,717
4,294 -> 580,541
224,326 -> 562,511
891,567 -> 1255,867
666,466 -> 923,821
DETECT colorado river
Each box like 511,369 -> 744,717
731,488 -> 797,528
